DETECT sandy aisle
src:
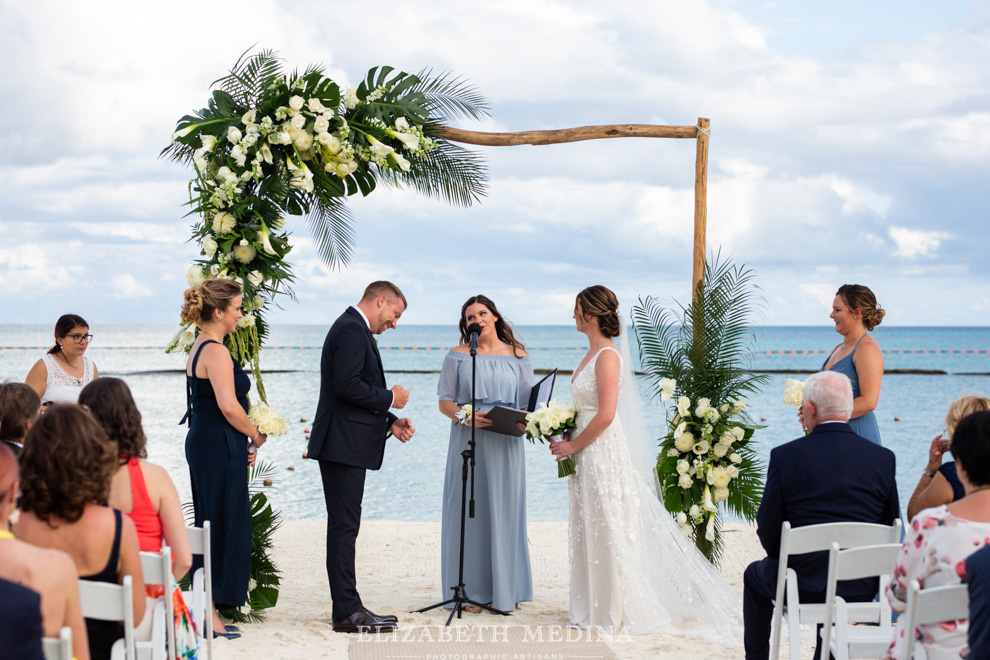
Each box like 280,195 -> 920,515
210,520 -> 814,659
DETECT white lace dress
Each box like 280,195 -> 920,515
567,346 -> 742,641
40,353 -> 95,404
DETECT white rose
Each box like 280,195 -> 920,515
227,126 -> 242,144
719,403 -> 730,414
676,459 -> 690,475
202,236 -> 218,257
731,426 -> 745,442
676,396 -> 691,417
290,114 -> 306,130
253,294 -> 265,310
308,98 -> 325,113
729,452 -> 742,464
726,465 -> 739,479
666,448 -> 679,457
186,265 -> 206,287
317,131 -> 333,146
322,109 -> 335,119
237,313 -> 256,329
314,116 -> 330,133
713,443 -> 728,458
395,117 -> 409,130
678,474 -> 693,489
676,512 -> 688,524
695,397 -> 711,418
734,400 -> 747,413
288,95 -> 305,111
230,144 -> 246,167
209,264 -> 221,276
247,270 -> 264,286
233,241 -> 256,264
659,378 -> 676,403
706,408 -> 720,424
689,504 -> 701,519
277,131 -> 292,145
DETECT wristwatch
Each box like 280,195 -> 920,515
923,469 -> 937,478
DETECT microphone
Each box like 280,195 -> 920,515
467,323 -> 482,355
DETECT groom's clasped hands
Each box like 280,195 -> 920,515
390,384 -> 415,442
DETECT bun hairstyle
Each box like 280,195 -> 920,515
836,284 -> 885,331
576,285 -> 621,338
458,295 -> 526,357
48,314 -> 89,355
180,279 -> 243,326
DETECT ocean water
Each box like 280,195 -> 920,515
1,324 -> 988,524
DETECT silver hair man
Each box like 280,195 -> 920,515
801,370 -> 854,427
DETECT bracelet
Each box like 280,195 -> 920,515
251,429 -> 261,441
923,469 -> 937,479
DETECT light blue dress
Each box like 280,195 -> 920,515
437,351 -> 534,611
822,333 -> 882,445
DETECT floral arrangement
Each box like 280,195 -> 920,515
632,253 -> 769,563
162,49 -> 488,400
782,378 -> 805,409
249,400 -> 290,436
525,399 -> 577,478
659,388 -> 753,541
455,404 -> 473,425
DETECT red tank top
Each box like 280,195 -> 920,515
124,456 -> 164,553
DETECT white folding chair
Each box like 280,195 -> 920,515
79,574 -> 136,660
42,626 -> 72,660
139,546 -> 175,660
820,542 -> 901,659
902,579 -> 970,660
184,521 -> 213,660
770,519 -> 902,660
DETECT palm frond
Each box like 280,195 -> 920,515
377,139 -> 488,207
413,69 -> 490,122
214,47 -> 284,108
306,194 -> 355,269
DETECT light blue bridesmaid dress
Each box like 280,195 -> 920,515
437,350 -> 534,611
822,333 -> 883,445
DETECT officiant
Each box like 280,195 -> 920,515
436,295 -> 534,613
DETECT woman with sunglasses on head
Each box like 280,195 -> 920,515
25,314 -> 100,405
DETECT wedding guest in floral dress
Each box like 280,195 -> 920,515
884,410 -> 990,659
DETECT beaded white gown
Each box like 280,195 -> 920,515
567,346 -> 742,641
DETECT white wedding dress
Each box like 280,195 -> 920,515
567,345 -> 742,642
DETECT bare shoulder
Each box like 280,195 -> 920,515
855,336 -> 884,360
596,347 -> 621,370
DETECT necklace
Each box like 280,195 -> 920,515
200,329 -> 225,344
56,351 -> 84,385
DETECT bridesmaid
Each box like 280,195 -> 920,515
180,279 -> 267,639
821,284 -> 886,445
437,295 -> 534,613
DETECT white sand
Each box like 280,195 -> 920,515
211,521 -> 815,659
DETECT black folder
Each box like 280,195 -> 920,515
485,370 -> 557,436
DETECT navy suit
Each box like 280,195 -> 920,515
0,577 -> 44,660
967,544 -> 990,658
308,307 -> 398,620
744,421 -> 900,660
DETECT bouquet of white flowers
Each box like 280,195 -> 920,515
454,403 -> 473,425
524,399 -> 577,478
782,378 -> 805,409
248,400 -> 290,437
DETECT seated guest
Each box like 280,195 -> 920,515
907,395 -> 990,520
744,370 -> 900,660
0,576 -> 45,660
0,444 -> 89,660
884,410 -> 990,659
13,405 -> 145,660
966,544 -> 990,659
80,378 -> 193,579
0,383 -> 43,456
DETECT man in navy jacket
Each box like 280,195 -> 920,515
0,577 -> 44,660
308,281 -> 415,633
967,544 -> 990,657
744,370 -> 900,660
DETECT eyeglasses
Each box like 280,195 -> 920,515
65,333 -> 94,344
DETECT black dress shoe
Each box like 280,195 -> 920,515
332,609 -> 396,634
363,607 -> 398,623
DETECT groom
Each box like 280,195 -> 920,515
308,281 -> 415,633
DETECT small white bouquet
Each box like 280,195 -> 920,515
248,400 -> 290,437
782,378 -> 805,409
524,398 -> 577,478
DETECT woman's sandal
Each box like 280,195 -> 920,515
464,601 -> 492,614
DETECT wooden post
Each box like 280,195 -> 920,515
692,118 -> 710,300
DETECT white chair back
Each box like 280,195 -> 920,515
903,579 -> 970,659
139,546 -> 175,660
79,574 -> 136,660
41,626 -> 72,660
185,521 -> 213,660
770,519 -> 902,660
821,542 -> 901,659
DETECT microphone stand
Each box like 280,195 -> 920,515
415,328 -> 510,624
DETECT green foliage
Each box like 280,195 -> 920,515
632,251 -> 769,564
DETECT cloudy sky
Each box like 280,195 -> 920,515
1,0 -> 988,328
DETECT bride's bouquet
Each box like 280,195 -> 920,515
782,378 -> 805,409
524,399 -> 577,478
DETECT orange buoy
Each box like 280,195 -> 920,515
760,417 -> 767,422
263,478 -> 273,486
894,416 -> 900,421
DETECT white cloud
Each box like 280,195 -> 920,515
109,273 -> 153,299
888,226 -> 951,259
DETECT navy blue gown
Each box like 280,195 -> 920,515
822,333 -> 882,445
183,339 -> 252,607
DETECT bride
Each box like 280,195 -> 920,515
549,285 -> 742,641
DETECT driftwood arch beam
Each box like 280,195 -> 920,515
438,117 -> 711,297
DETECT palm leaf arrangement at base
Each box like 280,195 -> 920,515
163,48 -> 489,399
632,252 -> 768,564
